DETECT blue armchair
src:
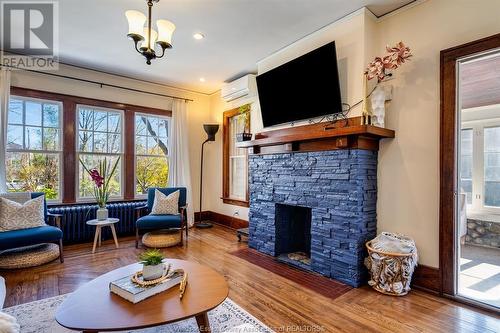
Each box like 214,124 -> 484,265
0,192 -> 64,263
135,187 -> 188,248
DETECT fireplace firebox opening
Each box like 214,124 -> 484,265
275,203 -> 312,270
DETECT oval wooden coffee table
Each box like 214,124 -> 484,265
55,259 -> 228,332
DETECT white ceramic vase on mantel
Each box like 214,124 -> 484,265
370,84 -> 393,128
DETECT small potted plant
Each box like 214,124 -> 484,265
236,104 -> 252,142
139,249 -> 166,281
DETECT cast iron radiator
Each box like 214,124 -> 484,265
48,201 -> 146,244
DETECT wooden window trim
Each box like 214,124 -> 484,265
440,33 -> 500,299
10,87 -> 171,203
222,108 -> 249,208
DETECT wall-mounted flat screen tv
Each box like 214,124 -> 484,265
256,41 -> 343,128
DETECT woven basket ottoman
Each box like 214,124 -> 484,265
142,229 -> 181,248
0,244 -> 60,269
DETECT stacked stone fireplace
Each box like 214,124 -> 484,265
248,149 -> 378,287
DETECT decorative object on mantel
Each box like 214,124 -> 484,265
363,41 -> 413,127
125,0 -> 176,65
236,104 -> 252,142
365,232 -> 418,296
80,157 -> 121,220
197,124 -> 220,229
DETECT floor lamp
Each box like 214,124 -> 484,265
196,124 -> 219,228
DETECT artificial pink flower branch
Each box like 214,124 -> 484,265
365,41 -> 412,82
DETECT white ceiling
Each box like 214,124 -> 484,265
55,0 -> 414,94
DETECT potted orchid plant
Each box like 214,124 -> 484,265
364,41 -> 412,127
80,157 -> 121,220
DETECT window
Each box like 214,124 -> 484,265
77,105 -> 123,199
229,116 -> 248,200
461,121 -> 500,211
222,107 -> 249,207
5,97 -> 62,200
6,87 -> 173,203
484,126 -> 500,206
135,113 -> 170,195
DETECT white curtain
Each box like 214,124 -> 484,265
169,99 -> 194,226
0,68 -> 11,193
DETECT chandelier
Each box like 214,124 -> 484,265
125,0 -> 176,65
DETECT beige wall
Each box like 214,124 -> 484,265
205,0 -> 500,268
205,90 -> 254,220
376,0 -> 500,268
10,64 -> 212,214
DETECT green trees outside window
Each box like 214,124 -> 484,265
6,98 -> 61,199
135,114 -> 169,195
5,96 -> 171,201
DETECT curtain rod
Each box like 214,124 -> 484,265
0,65 -> 193,102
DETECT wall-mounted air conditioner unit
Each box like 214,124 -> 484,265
221,74 -> 256,102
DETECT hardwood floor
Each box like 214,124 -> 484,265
2,225 -> 499,332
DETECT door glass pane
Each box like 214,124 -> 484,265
484,127 -> 500,207
460,129 -> 473,204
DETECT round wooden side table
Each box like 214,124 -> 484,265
86,218 -> 119,253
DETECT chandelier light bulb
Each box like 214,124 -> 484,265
157,20 -> 176,47
125,10 -> 146,37
140,28 -> 158,50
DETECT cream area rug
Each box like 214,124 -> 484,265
3,295 -> 273,333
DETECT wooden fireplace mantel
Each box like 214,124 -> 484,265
236,116 -> 395,155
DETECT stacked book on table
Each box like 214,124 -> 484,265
109,269 -> 186,304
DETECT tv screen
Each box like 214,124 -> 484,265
256,41 -> 342,128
